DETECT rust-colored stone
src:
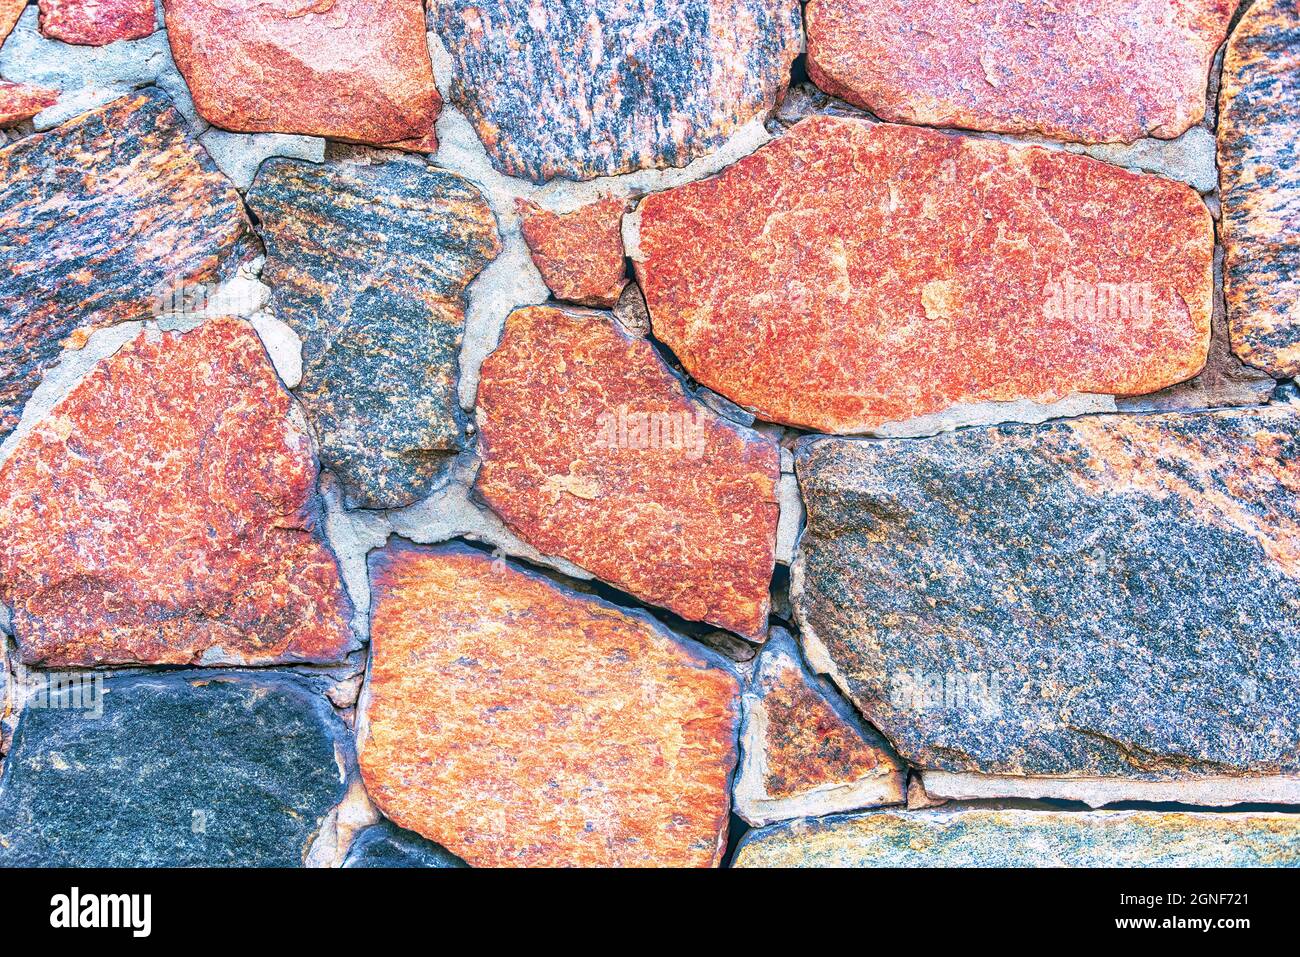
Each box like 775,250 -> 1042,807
805,0 -> 1235,144
1,0 -> 25,45
38,0 -> 155,45
632,116 -> 1214,433
0,318 -> 354,668
517,197 -> 629,307
359,541 -> 741,868
162,0 -> 438,146
474,305 -> 779,639
0,81 -> 58,127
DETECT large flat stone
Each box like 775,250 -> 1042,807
474,305 -> 779,639
793,407 -> 1300,781
38,0 -> 155,45
359,541 -> 741,867
0,89 -> 256,440
1220,0 -> 1300,378
733,809 -> 1300,867
631,116 -> 1213,433
248,159 -> 500,509
805,0 -> 1235,144
431,0 -> 802,182
0,318 -> 355,667
0,672 -> 353,866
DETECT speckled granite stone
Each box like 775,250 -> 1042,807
0,0 -> 23,44
38,0 -> 155,45
248,159 -> 500,509
794,407 -> 1300,779
1220,0 -> 1300,378
343,820 -> 468,868
517,197 -> 629,307
431,0 -> 803,182
0,81 -> 58,126
0,672 -> 352,866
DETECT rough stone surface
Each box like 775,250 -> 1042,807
162,0 -> 439,146
0,0 -> 23,43
805,0 -> 1235,144
0,319 -> 355,667
431,0 -> 803,182
1220,0 -> 1300,378
474,305 -> 779,639
735,628 -> 904,826
518,197 -> 629,307
343,820 -> 467,868
359,541 -> 741,867
0,80 -> 58,126
199,129 -> 325,190
794,407 -> 1300,780
0,89 -> 256,440
734,809 -> 1300,867
248,159 -> 500,509
0,672 -> 352,866
38,0 -> 155,45
632,116 -> 1213,433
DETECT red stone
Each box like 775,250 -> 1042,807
0,82 -> 58,127
517,197 -> 629,307
632,116 -> 1214,433
1,0 -> 25,45
474,305 -> 780,639
162,0 -> 439,146
806,0 -> 1236,144
359,541 -> 741,868
38,0 -> 155,45
0,318 -> 354,667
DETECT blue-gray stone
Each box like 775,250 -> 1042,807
344,820 -> 468,868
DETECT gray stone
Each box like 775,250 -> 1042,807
344,820 -> 468,868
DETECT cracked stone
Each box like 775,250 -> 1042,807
344,820 -> 468,868
248,159 -> 500,510
517,197 -> 629,307
359,541 -> 741,867
38,0 -> 155,45
632,116 -> 1213,433
474,305 -> 779,639
0,81 -> 58,126
0,318 -> 355,667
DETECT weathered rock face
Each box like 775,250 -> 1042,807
0,0 -> 23,44
344,820 -> 468,868
248,159 -> 500,510
0,672 -> 352,866
38,0 -> 155,45
0,81 -> 58,126
474,305 -> 779,639
805,0 -> 1235,144
0,89 -> 256,441
162,0 -> 438,146
431,0 -> 803,182
0,319 -> 355,667
794,407 -> 1300,779
632,116 -> 1213,433
518,197 -> 629,307
1220,0 -> 1300,379
359,541 -> 741,867
734,628 -> 904,826
734,810 -> 1300,867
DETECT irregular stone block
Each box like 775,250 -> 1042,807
344,820 -> 467,868
248,159 -> 500,509
431,0 -> 803,182
0,0 -> 23,44
805,0 -> 1235,143
0,89 -> 256,439
631,116 -> 1213,433
162,0 -> 438,146
0,672 -> 352,866
0,318 -> 355,667
735,628 -> 903,826
359,541 -> 741,867
0,81 -> 58,126
793,408 -> 1300,781
38,0 -> 155,45
1220,0 -> 1300,378
734,809 -> 1300,867
517,197 -> 629,307
474,305 -> 779,639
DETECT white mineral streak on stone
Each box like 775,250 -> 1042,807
249,313 -> 304,388
869,393 -> 1118,438
200,129 -> 326,189
303,744 -> 380,868
923,771 -> 1300,808
775,472 -> 804,565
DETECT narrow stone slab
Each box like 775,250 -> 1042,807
0,319 -> 355,667
38,0 -> 155,45
248,159 -> 500,509
1220,0 -> 1300,378
432,0 -> 803,182
805,0 -> 1235,144
0,672 -> 352,866
518,197 -> 629,307
0,81 -> 58,126
734,810 -> 1300,867
794,407 -> 1300,780
162,0 -> 438,146
359,541 -> 740,867
632,116 -> 1213,433
0,89 -> 256,440
344,820 -> 467,869
474,305 -> 779,639
923,770 -> 1300,809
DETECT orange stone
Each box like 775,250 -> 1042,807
632,116 -> 1214,433
517,197 -> 629,307
1,0 -> 25,45
359,541 -> 741,867
0,318 -> 354,667
0,82 -> 58,127
806,0 -> 1235,144
474,305 -> 779,639
38,0 -> 155,45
